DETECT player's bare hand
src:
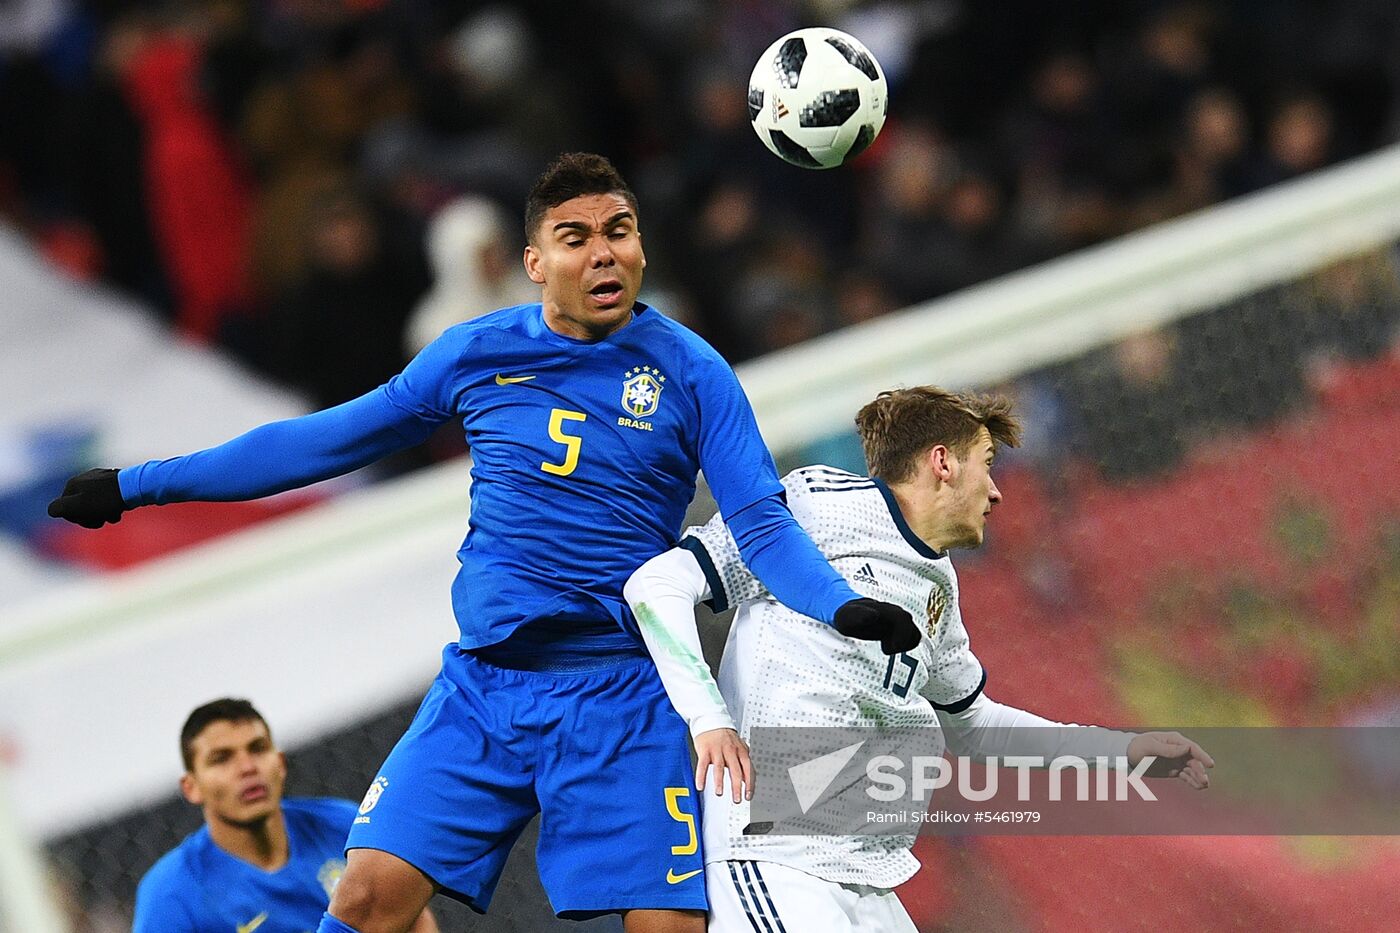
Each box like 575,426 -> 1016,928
695,728 -> 753,803
1128,732 -> 1214,789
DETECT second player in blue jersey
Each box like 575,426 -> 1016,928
49,153 -> 919,933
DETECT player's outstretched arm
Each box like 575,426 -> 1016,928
625,546 -> 752,801
937,696 -> 1213,789
936,693 -> 1135,764
48,390 -> 438,524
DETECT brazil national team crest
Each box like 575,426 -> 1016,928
622,365 -> 666,418
359,775 -> 388,816
318,858 -> 347,898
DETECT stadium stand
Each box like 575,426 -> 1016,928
4,2 -> 1399,931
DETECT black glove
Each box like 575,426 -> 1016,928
47,468 -> 127,528
834,597 -> 922,655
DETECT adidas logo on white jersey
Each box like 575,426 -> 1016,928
852,563 -> 879,586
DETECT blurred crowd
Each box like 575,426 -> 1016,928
1008,247 -> 1400,484
9,8 -> 1400,928
4,0 -> 1400,455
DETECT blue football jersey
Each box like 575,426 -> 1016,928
389,303 -> 782,647
133,797 -> 356,933
121,303 -> 858,652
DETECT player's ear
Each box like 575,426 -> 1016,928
929,444 -> 954,483
179,772 -> 203,806
523,244 -> 545,284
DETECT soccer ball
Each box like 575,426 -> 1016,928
747,27 -> 888,169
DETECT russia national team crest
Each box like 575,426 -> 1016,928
622,365 -> 666,418
926,584 -> 948,638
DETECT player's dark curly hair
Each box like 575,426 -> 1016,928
525,152 -> 639,243
856,386 -> 1021,483
180,698 -> 269,771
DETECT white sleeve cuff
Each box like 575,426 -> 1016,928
688,710 -> 738,739
624,548 -> 736,739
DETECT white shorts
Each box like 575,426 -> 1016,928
706,860 -> 917,933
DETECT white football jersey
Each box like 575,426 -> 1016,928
683,466 -> 985,888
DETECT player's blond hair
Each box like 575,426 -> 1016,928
856,386 -> 1021,483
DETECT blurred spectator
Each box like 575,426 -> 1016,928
1171,88 -> 1254,210
1064,327 -> 1196,481
1299,251 -> 1400,377
681,62 -> 771,195
862,122 -> 956,302
834,269 -> 899,328
414,6 -> 578,166
735,226 -> 836,356
1120,4 -> 1217,129
923,171 -> 1040,293
1001,50 -> 1113,195
110,14 -> 254,343
758,301 -> 826,353
405,194 -> 535,354
1249,92 -> 1337,190
0,0 -> 70,53
267,186 -> 428,410
6,0 -> 1400,486
1177,287 -> 1309,430
241,26 -> 417,297
991,375 -> 1072,477
681,177 -> 765,356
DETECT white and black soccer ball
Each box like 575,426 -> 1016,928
747,27 -> 888,169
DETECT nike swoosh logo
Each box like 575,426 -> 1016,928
237,913 -> 268,933
666,867 -> 703,884
495,374 -> 537,385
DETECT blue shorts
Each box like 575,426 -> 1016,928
346,644 -> 706,918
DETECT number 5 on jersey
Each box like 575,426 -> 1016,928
664,787 -> 698,855
541,408 -> 587,476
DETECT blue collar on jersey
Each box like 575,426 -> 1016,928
872,477 -> 944,560
534,301 -> 651,346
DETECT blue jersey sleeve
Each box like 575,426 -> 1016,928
725,492 -> 859,624
691,351 -> 859,624
119,332 -> 470,506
